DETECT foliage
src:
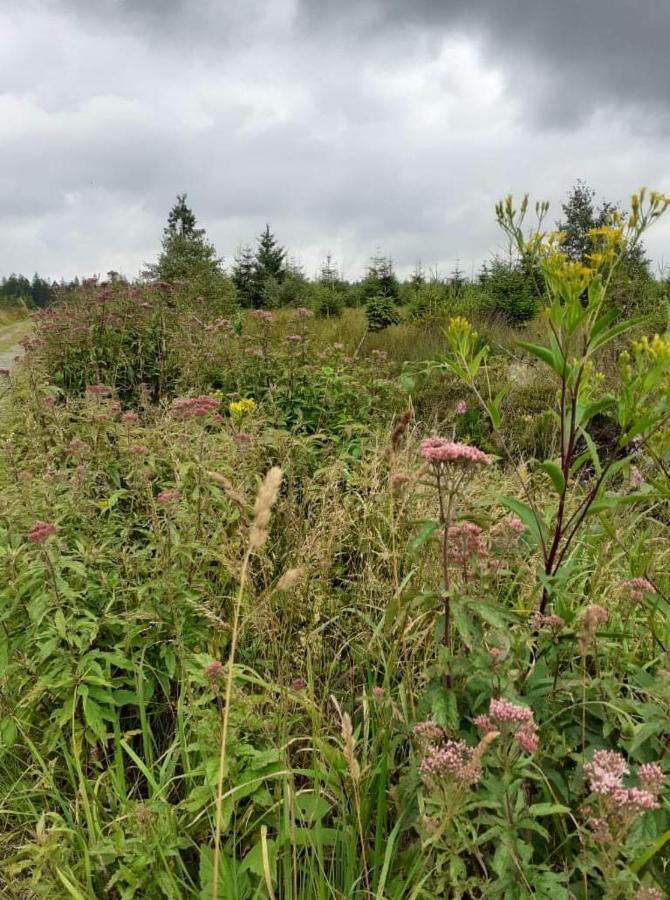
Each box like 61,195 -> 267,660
1,189 -> 669,899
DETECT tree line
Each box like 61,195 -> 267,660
1,183 -> 664,324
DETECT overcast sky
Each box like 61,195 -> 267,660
1,0 -> 669,281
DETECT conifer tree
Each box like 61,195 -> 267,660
231,245 -> 256,307
146,194 -> 222,283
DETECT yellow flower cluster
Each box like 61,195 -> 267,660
446,316 -> 477,343
229,398 -> 256,416
632,334 -> 670,364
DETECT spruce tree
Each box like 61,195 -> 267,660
146,194 -> 222,283
250,225 -> 286,306
231,245 -> 256,307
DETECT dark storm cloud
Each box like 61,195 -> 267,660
0,0 -> 669,279
298,0 -> 670,126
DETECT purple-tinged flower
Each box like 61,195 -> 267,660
291,677 -> 307,691
27,521 -> 57,544
420,437 -> 492,467
455,400 -> 467,415
122,411 -> 140,425
622,577 -> 656,601
157,489 -> 181,506
86,383 -> 113,397
205,660 -> 225,684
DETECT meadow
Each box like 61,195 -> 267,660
0,193 -> 669,899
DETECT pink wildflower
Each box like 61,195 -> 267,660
291,677 -> 307,691
505,514 -> 525,536
638,763 -> 665,794
480,699 -> 539,753
204,660 -> 225,684
171,395 -> 219,420
86,383 -> 113,397
157,489 -> 181,506
455,400 -> 467,414
286,334 -> 303,343
250,309 -> 273,322
121,411 -> 140,425
419,739 -> 482,785
412,721 -> 445,746
622,577 -> 656,601
234,432 -> 252,445
372,686 -> 384,701
420,437 -> 491,467
27,521 -> 57,544
370,349 -> 388,361
130,443 -> 149,455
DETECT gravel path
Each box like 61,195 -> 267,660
0,344 -> 24,371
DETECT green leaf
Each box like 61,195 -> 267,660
83,697 -> 107,743
399,374 -> 415,393
630,828 -> 670,874
517,341 -> 564,376
539,461 -> 565,494
528,803 -> 571,817
499,497 -> 546,550
409,520 -> 440,554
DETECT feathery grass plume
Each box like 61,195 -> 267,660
276,567 -> 303,591
207,470 -> 249,512
211,465 -> 283,899
250,466 -> 282,548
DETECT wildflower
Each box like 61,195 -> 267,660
455,400 -> 467,414
638,763 -> 665,794
286,334 -> 303,343
447,521 -> 488,573
291,307 -> 313,319
370,349 -> 388,361
505,514 -> 525,536
478,698 -> 539,753
65,438 -> 90,457
121,411 -> 140,425
44,396 -> 55,407
489,646 -> 505,666
412,721 -> 445,748
250,309 -> 273,322
130,443 -> 149,455
420,437 -> 491,467
211,413 -> 224,424
622,577 -> 656,601
578,604 -> 608,655
229,398 -> 256,416
372,686 -> 384,701
419,739 -> 483,785
27,521 -> 57,544
390,408 -> 412,451
18,470 -> 32,482
205,660 -> 225,684
333,342 -> 344,351
631,466 -> 645,487
291,677 -> 306,691
86,383 -> 113,397
171,395 -> 219,420
157,489 -> 181,506
234,432 -> 252,445
635,888 -> 663,900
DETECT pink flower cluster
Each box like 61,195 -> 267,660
448,521 -> 488,571
27,521 -> 57,544
122,411 -> 140,425
455,400 -> 467,415
420,437 -> 492,467
250,309 -> 273,322
86,383 -> 113,397
286,334 -> 303,343
419,739 -> 482,785
583,751 -> 665,841
505,515 -> 525,536
205,317 -> 233,333
171,395 -> 220,420
65,438 -> 90,457
529,610 -> 565,632
622,577 -> 656,600
476,698 -> 539,753
370,349 -> 388,361
291,307 -> 313,319
412,722 -> 482,785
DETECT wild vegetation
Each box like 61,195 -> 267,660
0,188 -> 669,899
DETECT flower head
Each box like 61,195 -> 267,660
28,521 -> 57,544
420,437 -> 491,467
